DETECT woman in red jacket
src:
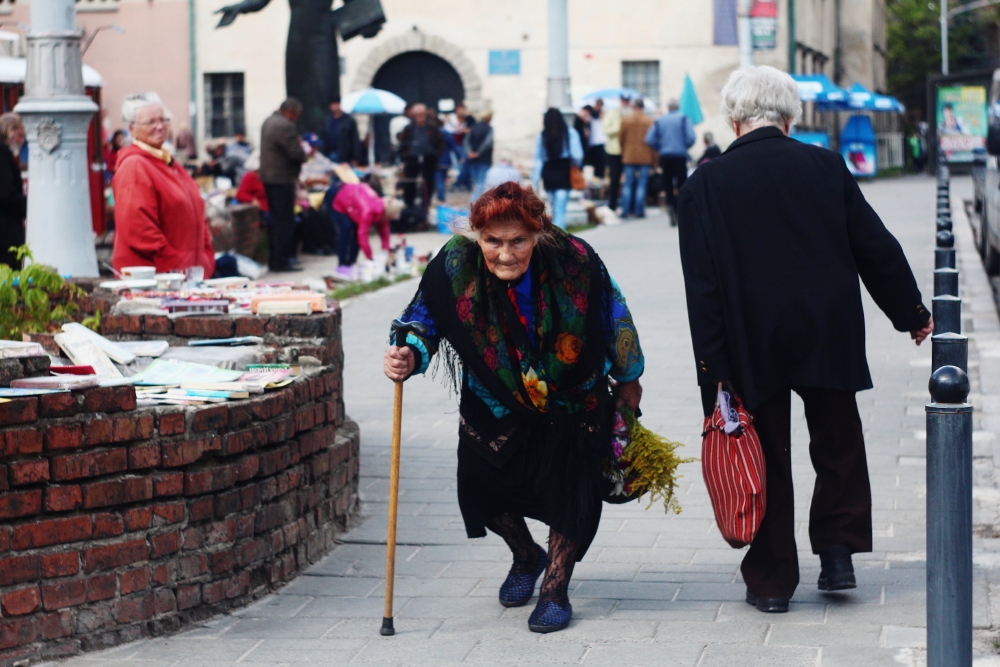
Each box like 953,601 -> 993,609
111,94 -> 215,277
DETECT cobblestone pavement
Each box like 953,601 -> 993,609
48,176 -> 1000,666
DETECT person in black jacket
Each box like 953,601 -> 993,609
398,104 -> 445,208
322,99 -> 360,165
678,66 -> 934,614
0,113 -> 26,268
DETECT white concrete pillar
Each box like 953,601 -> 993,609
738,0 -> 754,69
15,0 -> 99,277
546,0 -> 572,111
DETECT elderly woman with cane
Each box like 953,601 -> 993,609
383,182 -> 644,633
678,66 -> 933,614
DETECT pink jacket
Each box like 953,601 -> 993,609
332,183 -> 384,226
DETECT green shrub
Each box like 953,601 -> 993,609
0,245 -> 92,340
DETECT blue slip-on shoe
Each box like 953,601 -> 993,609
498,545 -> 547,608
528,599 -> 572,633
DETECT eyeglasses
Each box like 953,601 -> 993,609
134,118 -> 171,127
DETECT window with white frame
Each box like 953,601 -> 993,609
622,61 -> 660,104
204,72 -> 245,138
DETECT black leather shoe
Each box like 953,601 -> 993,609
818,544 -> 857,591
745,591 -> 789,613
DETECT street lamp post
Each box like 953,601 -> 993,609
15,0 -> 99,277
941,0 -> 949,75
546,0 -> 571,111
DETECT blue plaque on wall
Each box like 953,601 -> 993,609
489,50 -> 521,75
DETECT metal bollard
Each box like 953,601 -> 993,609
937,230 -> 954,249
933,295 -> 962,334
926,365 -> 973,667
933,268 -> 959,297
935,247 -> 956,269
931,332 -> 968,372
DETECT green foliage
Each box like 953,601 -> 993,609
621,408 -> 696,514
887,0 -> 1000,121
0,245 -> 91,340
329,273 -> 413,302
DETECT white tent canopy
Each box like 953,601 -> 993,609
0,55 -> 102,87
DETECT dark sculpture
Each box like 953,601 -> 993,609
216,0 -> 385,132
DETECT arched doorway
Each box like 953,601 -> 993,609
371,51 -> 465,162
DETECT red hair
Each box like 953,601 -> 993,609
469,182 -> 552,233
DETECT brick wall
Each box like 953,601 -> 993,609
0,307 -> 359,665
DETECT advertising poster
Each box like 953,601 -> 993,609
937,85 -> 987,164
840,115 -> 877,177
750,0 -> 778,50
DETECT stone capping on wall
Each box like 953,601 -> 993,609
351,29 -> 487,113
0,305 -> 358,666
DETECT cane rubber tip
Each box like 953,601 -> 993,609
929,365 -> 970,404
936,230 -> 955,248
380,617 -> 395,636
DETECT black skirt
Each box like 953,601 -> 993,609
456,429 -> 603,562
541,157 -> 572,192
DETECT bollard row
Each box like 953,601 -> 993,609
926,164 -> 973,667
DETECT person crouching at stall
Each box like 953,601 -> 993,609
331,176 -> 403,278
382,182 -> 644,633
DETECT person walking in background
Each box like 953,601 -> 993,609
464,111 -> 494,202
104,129 -> 127,180
398,104 -> 445,209
435,128 -> 462,204
602,97 -> 624,212
573,107 -> 591,166
646,98 -> 695,226
0,113 -> 25,268
323,98 -> 360,165
260,98 -> 307,272
531,108 -> 583,230
678,65 -> 934,615
618,99 -> 657,219
586,100 -> 607,179
697,132 -> 722,166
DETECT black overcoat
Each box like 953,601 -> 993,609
678,127 -> 930,413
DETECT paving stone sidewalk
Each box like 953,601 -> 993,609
47,176 -> 1000,666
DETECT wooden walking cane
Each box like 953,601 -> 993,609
381,320 -> 425,636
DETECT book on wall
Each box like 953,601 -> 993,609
53,332 -> 123,379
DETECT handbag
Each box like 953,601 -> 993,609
701,389 -> 766,548
569,165 -> 586,191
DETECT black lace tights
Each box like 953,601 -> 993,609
485,513 -> 579,606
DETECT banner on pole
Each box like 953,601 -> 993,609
750,0 -> 778,51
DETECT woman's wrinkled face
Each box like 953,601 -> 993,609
477,219 -> 537,282
131,104 -> 170,149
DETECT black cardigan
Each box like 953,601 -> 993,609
678,127 -> 930,412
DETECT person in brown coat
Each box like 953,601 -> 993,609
260,98 -> 307,272
618,99 -> 657,218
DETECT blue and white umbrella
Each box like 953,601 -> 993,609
341,88 -> 407,115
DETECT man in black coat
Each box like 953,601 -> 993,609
678,66 -> 934,614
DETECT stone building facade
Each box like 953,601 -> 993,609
0,0 -> 885,158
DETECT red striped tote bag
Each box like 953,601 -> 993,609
701,397 -> 766,548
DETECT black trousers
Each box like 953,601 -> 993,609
263,183 -> 296,271
402,156 -> 437,209
742,386 -> 873,599
606,154 -> 622,211
659,155 -> 688,213
586,144 -> 607,179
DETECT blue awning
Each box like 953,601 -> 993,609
843,83 -> 905,113
791,74 -> 848,104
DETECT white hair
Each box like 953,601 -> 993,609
720,66 -> 802,128
122,92 -> 168,125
